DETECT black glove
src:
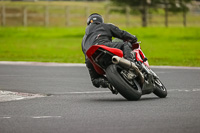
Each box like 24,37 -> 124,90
127,36 -> 137,44
131,36 -> 138,44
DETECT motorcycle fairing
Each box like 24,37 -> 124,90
133,44 -> 150,68
86,45 -> 123,75
86,45 -> 123,58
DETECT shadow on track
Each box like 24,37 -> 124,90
88,97 -> 161,102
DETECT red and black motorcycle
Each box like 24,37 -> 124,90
86,39 -> 167,101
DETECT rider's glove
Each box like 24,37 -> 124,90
127,36 -> 137,44
131,36 -> 138,44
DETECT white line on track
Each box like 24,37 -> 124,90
151,65 -> 200,70
32,116 -> 62,119
56,91 -> 111,95
0,61 -> 85,67
53,89 -> 200,95
168,88 -> 200,92
0,117 -> 11,119
0,89 -> 199,103
0,116 -> 62,119
0,61 -> 200,69
0,89 -> 200,119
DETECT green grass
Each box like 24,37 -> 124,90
0,27 -> 200,66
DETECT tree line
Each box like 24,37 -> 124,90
111,0 -> 193,27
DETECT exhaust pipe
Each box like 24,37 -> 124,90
112,56 -> 144,84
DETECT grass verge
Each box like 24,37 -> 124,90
0,27 -> 199,66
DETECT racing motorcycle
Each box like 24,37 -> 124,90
86,39 -> 167,101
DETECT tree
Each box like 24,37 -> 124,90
111,0 -> 192,27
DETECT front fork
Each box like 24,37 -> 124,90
135,61 -> 159,94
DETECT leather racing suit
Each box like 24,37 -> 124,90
81,22 -> 137,88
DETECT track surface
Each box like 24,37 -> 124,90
0,63 -> 200,133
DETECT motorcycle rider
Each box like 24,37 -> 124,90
81,13 -> 138,90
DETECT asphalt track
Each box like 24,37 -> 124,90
0,62 -> 200,133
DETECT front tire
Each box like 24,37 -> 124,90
106,64 -> 142,101
153,78 -> 167,98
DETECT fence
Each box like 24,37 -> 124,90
0,2 -> 200,27
0,5 -> 91,26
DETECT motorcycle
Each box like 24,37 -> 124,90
86,39 -> 167,101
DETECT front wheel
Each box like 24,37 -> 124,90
106,64 -> 142,101
153,78 -> 167,98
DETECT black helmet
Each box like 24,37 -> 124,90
87,13 -> 104,25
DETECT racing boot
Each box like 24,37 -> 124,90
92,77 -> 118,94
99,78 -> 118,95
92,77 -> 108,88
107,84 -> 118,95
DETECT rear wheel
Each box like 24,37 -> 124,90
106,64 -> 142,101
153,78 -> 167,98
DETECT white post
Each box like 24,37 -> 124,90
1,5 -> 6,26
23,6 -> 27,26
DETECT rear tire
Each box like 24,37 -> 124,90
106,64 -> 142,101
153,78 -> 167,98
